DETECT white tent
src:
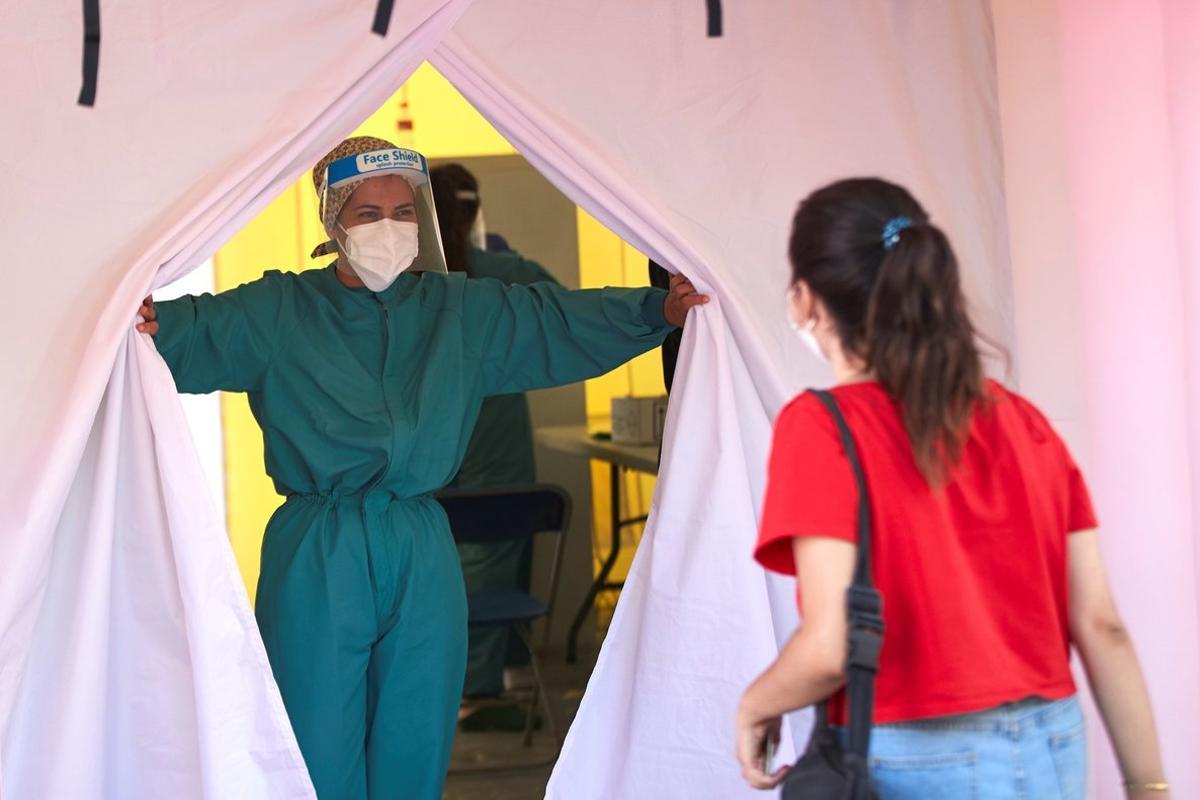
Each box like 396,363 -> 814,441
2,1 -> 1196,798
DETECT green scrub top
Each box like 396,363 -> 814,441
153,264 -> 671,499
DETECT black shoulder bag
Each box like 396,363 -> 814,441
780,390 -> 883,800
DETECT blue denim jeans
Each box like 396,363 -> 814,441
839,696 -> 1086,799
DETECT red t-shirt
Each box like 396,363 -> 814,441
755,381 -> 1097,724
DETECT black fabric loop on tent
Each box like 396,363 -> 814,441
78,0 -> 100,106
706,0 -> 723,37
373,0 -> 396,36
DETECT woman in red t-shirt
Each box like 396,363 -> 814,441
736,178 -> 1168,799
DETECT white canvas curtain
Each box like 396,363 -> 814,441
433,3 -> 1012,796
0,2 -> 472,796
2,1 -> 1197,798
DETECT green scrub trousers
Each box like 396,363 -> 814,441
153,265 -> 671,799
453,248 -> 560,697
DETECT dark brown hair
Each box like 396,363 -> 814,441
789,178 -> 985,483
430,164 -> 478,275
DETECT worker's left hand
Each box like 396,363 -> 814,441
664,273 -> 709,327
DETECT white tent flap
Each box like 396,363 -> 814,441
435,2 -> 1011,796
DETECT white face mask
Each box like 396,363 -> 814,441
797,320 -> 828,364
338,219 -> 420,292
787,289 -> 829,364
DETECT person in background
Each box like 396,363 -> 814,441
736,178 -> 1167,799
431,163 -> 558,730
649,259 -> 684,394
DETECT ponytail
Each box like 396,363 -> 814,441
865,224 -> 984,483
788,178 -> 986,485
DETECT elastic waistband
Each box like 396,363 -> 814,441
285,490 -> 435,508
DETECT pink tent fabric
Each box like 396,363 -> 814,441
994,1 -> 1200,793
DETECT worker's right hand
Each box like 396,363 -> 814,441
136,296 -> 158,335
664,273 -> 709,327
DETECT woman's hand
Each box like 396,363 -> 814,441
136,296 -> 158,335
663,273 -> 709,327
735,700 -> 788,790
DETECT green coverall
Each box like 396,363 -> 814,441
153,264 -> 671,799
452,247 -> 559,698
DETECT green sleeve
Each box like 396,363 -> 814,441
468,247 -> 561,288
464,279 -> 674,397
514,256 -> 561,287
152,271 -> 291,394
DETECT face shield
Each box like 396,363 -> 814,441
313,146 -> 448,274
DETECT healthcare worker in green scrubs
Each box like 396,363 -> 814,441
431,164 -> 556,712
134,136 -> 708,800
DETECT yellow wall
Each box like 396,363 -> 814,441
215,62 -> 656,604
576,211 -> 665,616
213,186 -> 314,599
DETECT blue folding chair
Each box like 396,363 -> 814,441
436,484 -> 572,769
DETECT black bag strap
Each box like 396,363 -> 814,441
811,390 -> 884,789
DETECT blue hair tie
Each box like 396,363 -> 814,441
882,216 -> 914,250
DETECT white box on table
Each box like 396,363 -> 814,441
611,395 -> 669,446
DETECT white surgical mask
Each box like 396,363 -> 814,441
786,289 -> 828,364
339,219 -> 420,292
797,321 -> 828,364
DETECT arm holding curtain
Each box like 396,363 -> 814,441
464,273 -> 705,397
136,271 -> 292,394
